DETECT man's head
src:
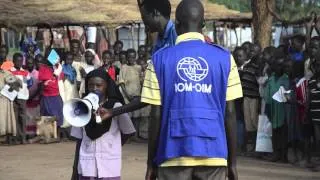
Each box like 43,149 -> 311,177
85,50 -> 95,65
241,41 -> 252,56
13,53 -> 24,70
26,56 -> 35,72
290,35 -> 305,52
70,39 -> 81,56
283,59 -> 293,77
139,0 -> 171,33
102,50 -> 113,66
127,49 -> 137,66
119,51 -> 127,65
250,43 -> 262,59
175,0 -> 204,35
35,54 -> 44,69
64,52 -> 74,65
113,41 -> 123,55
308,36 -> 320,59
271,50 -> 286,77
262,46 -> 277,65
0,45 -> 8,62
138,45 -> 147,60
233,47 -> 248,67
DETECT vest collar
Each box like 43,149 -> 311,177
175,32 -> 205,45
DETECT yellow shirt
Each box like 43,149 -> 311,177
141,32 -> 243,167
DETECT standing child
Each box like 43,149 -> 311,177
119,49 -> 142,138
38,52 -> 64,138
62,52 -> 79,128
25,56 -> 40,137
307,50 -> 320,163
102,50 -> 118,81
10,53 -> 32,144
79,49 -> 96,97
71,69 -> 135,180
264,51 -> 290,162
0,45 -> 14,71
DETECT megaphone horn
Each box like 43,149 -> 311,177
63,92 -> 102,127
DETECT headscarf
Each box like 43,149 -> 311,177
84,68 -> 125,140
62,64 -> 77,84
21,37 -> 41,57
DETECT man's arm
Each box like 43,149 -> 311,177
147,105 -> 161,167
225,100 -> 238,180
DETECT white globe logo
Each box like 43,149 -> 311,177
176,57 -> 209,82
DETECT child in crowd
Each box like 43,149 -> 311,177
264,51 -> 290,162
11,53 -> 32,144
62,52 -> 79,102
0,53 -> 18,145
113,41 -> 124,69
38,51 -> 64,139
307,51 -> 320,164
305,36 -> 320,80
101,50 -> 118,81
233,47 -> 246,152
71,69 -> 135,180
119,49 -> 142,138
25,56 -> 40,137
0,45 -> 14,71
137,45 -> 147,66
239,43 -> 260,154
79,49 -> 96,97
119,51 -> 127,65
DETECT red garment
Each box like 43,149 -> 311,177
296,78 -> 308,124
108,66 -> 116,81
38,64 -> 59,97
10,67 -> 29,77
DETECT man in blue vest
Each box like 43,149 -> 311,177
100,0 -> 242,179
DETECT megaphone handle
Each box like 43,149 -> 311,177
96,115 -> 102,124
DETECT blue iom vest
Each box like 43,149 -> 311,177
152,39 -> 231,165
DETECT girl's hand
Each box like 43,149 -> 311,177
98,107 -> 113,121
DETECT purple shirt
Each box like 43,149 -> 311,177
71,103 -> 135,178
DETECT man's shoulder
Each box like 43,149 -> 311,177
206,43 -> 230,54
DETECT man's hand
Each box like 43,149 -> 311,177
227,165 -> 238,180
80,68 -> 87,79
98,107 -> 113,121
145,166 -> 157,180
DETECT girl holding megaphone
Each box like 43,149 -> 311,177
70,68 -> 136,180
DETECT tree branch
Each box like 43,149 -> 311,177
266,0 -> 316,26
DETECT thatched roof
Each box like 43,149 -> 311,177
0,0 -> 251,28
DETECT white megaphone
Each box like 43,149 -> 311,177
63,92 -> 102,127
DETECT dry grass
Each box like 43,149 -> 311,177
0,0 -> 251,29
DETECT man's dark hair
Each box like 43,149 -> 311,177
143,0 -> 171,19
176,0 -> 204,30
13,52 -> 23,61
127,48 -> 136,56
233,46 -> 246,54
70,39 -> 80,45
102,50 -> 112,56
114,40 -> 123,47
241,41 -> 252,47
0,44 -> 9,53
291,34 -> 305,44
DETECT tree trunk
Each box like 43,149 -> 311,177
251,0 -> 275,48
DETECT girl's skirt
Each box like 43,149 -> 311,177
79,175 -> 120,180
40,95 -> 64,127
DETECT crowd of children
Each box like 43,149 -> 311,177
233,34 -> 320,167
0,38 -> 152,145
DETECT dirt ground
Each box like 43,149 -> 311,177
0,142 -> 320,180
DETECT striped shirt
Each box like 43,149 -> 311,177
308,77 -> 320,122
239,61 -> 260,98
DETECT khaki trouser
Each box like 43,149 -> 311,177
243,97 -> 259,132
158,166 -> 226,180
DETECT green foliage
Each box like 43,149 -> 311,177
210,0 -> 320,21
209,0 -> 251,12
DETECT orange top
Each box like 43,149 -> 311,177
1,60 -> 14,71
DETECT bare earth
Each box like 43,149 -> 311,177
0,142 -> 319,180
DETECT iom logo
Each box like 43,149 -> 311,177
175,57 -> 212,93
176,57 -> 209,82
